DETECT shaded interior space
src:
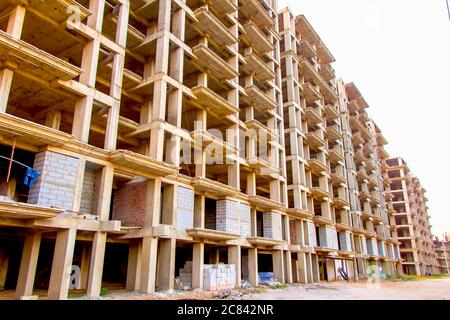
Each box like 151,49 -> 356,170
0,146 -> 36,204
204,197 -> 218,231
0,229 -> 57,298
204,244 -> 228,265
101,242 -> 128,290
257,252 -> 273,273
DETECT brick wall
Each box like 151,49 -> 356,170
80,167 -> 96,214
263,212 -> 282,240
240,203 -> 251,237
366,238 -> 379,256
319,226 -> 339,250
177,187 -> 194,230
307,222 -> 317,247
28,151 -> 79,210
339,231 -> 352,252
217,200 -> 239,233
112,180 -> 146,227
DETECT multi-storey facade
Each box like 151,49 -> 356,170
385,158 -> 437,275
433,234 -> 450,274
0,2 -> 433,300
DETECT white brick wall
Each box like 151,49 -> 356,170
80,167 -> 96,214
28,151 -> 79,210
177,187 -> 194,230
339,231 -> 352,252
239,203 -> 251,237
216,200 -> 239,233
366,238 -> 379,256
319,227 -> 339,250
307,222 -> 317,247
263,212 -> 282,240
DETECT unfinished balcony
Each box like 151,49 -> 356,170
324,104 -> 340,121
326,125 -> 342,142
356,168 -> 369,182
190,86 -> 239,117
12,0 -> 92,24
192,177 -> 240,197
245,119 -> 279,141
0,30 -> 82,82
299,59 -> 337,104
365,158 -> 377,173
304,106 -> 323,126
193,6 -> 238,47
299,39 -> 316,59
307,158 -> 328,175
207,0 -> 238,14
301,82 -> 321,102
244,85 -> 278,112
352,132 -> 365,147
319,64 -> 335,82
0,201 -> 65,220
309,186 -> 330,201
239,0 -> 274,29
363,143 -> 375,157
192,44 -> 238,80
305,130 -> 326,149
331,172 -> 346,185
328,149 -> 344,164
354,148 -> 365,164
191,129 -> 237,159
242,51 -> 276,82
109,150 -> 178,177
242,22 -> 275,54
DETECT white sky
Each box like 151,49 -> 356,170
278,0 -> 450,237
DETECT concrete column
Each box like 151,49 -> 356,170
15,233 -> 41,299
273,250 -> 285,283
353,259 -> 359,281
86,232 -> 107,297
140,237 -> 158,293
126,241 -> 142,291
312,254 -> 320,283
297,253 -> 307,284
228,245 -> 241,287
157,238 -> 176,291
194,195 -> 205,228
0,246 -> 8,290
0,69 -> 14,113
192,243 -> 204,290
48,229 -> 77,300
248,248 -> 258,286
284,251 -> 293,283
79,245 -> 91,290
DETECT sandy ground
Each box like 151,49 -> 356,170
247,278 -> 450,300
1,278 -> 448,300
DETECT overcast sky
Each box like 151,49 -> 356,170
278,0 -> 450,237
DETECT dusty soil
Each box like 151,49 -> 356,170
247,278 -> 450,300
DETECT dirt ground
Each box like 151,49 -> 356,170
247,278 -> 450,300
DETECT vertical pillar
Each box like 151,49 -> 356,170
48,229 -> 77,300
192,243 -> 204,289
194,195 -> 205,228
228,245 -> 241,287
248,248 -> 258,286
140,237 -> 158,293
297,253 -> 307,284
273,250 -> 285,283
86,166 -> 113,297
86,232 -> 107,297
79,245 -> 91,290
126,241 -> 142,291
0,69 -> 14,113
284,251 -> 293,283
140,179 -> 161,293
0,246 -> 8,290
15,233 -> 41,299
7,5 -> 26,39
156,238 -> 176,291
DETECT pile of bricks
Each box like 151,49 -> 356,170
203,264 -> 236,291
178,261 -> 193,290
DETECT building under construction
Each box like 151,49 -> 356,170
0,1 -> 437,300
433,234 -> 450,274
385,158 -> 438,275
